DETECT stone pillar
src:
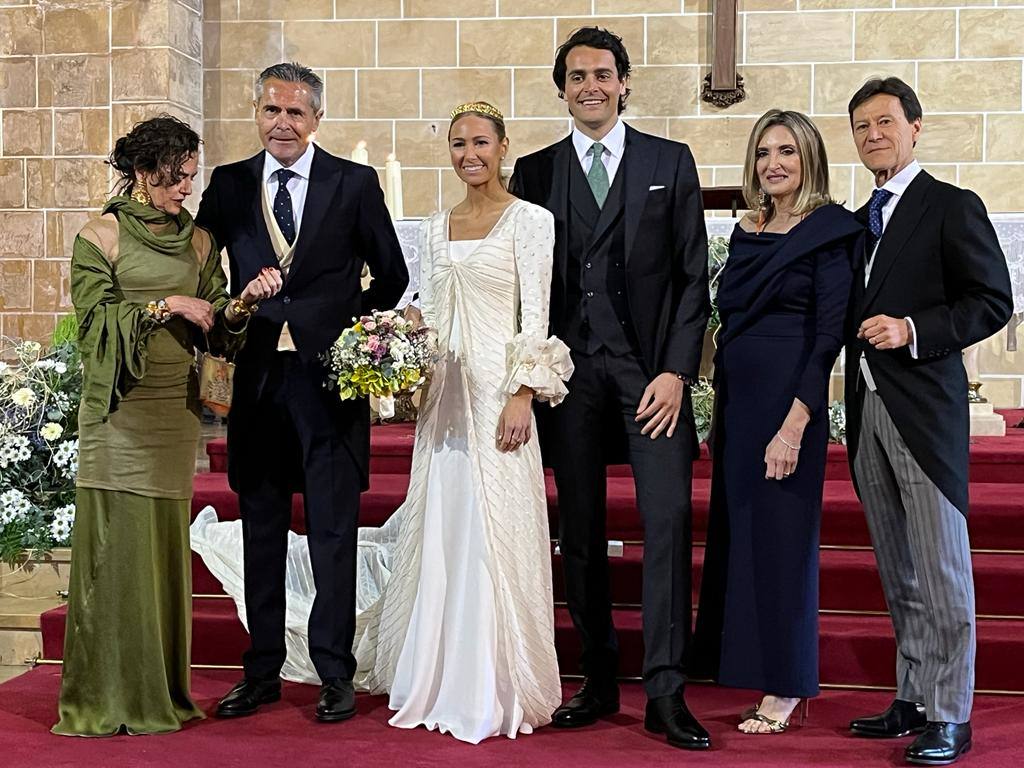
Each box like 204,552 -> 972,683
0,0 -> 203,344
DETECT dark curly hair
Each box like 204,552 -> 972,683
552,27 -> 632,115
107,115 -> 201,194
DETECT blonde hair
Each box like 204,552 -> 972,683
741,110 -> 833,220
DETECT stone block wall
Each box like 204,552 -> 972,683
0,0 -> 202,343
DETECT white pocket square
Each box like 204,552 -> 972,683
648,185 -> 665,191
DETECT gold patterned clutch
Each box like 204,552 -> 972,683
198,350 -> 234,417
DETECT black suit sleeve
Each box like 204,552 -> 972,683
910,189 -> 1013,357
195,167 -> 225,251
508,160 -> 525,200
662,145 -> 710,379
794,243 -> 854,416
353,166 -> 409,314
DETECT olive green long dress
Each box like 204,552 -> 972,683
53,196 -> 242,737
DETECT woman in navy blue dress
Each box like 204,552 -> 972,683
692,110 -> 862,734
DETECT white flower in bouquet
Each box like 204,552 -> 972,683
41,422 -> 64,442
48,503 -> 75,545
53,439 -> 79,478
0,361 -> 9,375
0,435 -> 32,469
54,361 -> 68,375
12,387 -> 36,409
32,359 -> 55,371
0,489 -> 32,525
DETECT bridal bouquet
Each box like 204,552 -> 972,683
325,310 -> 437,418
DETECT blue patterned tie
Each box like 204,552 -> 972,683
867,187 -> 893,249
273,168 -> 296,245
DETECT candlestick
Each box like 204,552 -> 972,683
350,141 -> 369,165
384,152 -> 404,220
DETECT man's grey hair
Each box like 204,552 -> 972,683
255,62 -> 324,113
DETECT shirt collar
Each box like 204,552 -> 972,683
572,118 -> 626,164
263,141 -> 316,185
879,159 -> 922,200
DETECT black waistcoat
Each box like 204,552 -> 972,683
563,153 -> 637,356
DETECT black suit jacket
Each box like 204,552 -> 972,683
845,170 -> 1013,515
196,145 -> 408,489
509,125 -> 710,380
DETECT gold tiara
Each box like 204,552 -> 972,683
450,101 -> 504,122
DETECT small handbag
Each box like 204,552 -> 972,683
198,335 -> 234,417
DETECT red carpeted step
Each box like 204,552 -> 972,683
555,608 -> 1024,692
191,471 -> 1024,551
39,602 -> 1024,692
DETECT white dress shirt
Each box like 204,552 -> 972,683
859,159 -> 922,390
572,118 -> 626,187
262,141 -> 315,237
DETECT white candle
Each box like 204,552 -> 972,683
350,141 -> 369,165
384,153 -> 404,220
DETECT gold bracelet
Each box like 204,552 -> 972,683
229,297 -> 257,318
145,299 -> 171,323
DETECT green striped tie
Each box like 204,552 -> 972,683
587,142 -> 609,208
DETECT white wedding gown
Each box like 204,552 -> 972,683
191,199 -> 572,744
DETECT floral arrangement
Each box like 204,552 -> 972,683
0,317 -> 82,564
324,309 -> 438,419
707,235 -> 731,334
828,400 -> 847,445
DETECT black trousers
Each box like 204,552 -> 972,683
235,352 -> 361,683
548,347 -> 696,698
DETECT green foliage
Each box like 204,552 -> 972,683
51,314 -> 79,348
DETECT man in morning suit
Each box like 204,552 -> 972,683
509,28 -> 711,750
197,62 -> 408,723
844,77 -> 1012,766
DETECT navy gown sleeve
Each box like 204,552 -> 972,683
793,243 -> 854,416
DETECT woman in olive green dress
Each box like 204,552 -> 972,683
53,116 -> 282,737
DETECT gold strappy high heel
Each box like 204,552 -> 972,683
738,699 -> 809,734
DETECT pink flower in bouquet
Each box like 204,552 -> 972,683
364,321 -> 377,332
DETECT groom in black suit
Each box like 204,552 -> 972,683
197,62 -> 407,722
510,28 -> 710,750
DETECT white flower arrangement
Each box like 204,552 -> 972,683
0,319 -> 82,563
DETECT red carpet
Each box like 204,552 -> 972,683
2,667 -> 1023,767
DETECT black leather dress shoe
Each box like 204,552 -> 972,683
644,691 -> 711,750
551,678 -> 620,728
316,679 -> 356,723
215,678 -> 282,718
850,699 -> 928,738
905,722 -> 972,766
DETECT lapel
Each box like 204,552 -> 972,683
622,125 -> 658,265
859,170 -> 933,314
568,154 -> 600,227
244,152 -> 279,270
287,145 -> 342,284
545,136 -> 574,280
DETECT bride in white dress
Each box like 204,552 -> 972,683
191,101 -> 572,744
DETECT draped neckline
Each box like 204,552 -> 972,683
103,195 -> 195,256
444,199 -> 522,260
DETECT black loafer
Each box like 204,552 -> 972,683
215,677 -> 282,718
850,699 -> 928,738
905,722 -> 972,766
551,678 -> 620,728
644,689 -> 711,750
316,679 -> 356,723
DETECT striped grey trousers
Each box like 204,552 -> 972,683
853,387 -> 976,723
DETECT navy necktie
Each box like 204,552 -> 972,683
867,187 -> 893,249
273,168 -> 296,245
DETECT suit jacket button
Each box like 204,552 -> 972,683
282,296 -> 291,304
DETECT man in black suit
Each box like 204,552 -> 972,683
197,62 -> 408,723
509,28 -> 710,750
843,77 -> 1012,766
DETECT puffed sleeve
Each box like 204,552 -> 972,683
500,203 -> 574,406
71,234 -> 160,426
195,228 -> 246,360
